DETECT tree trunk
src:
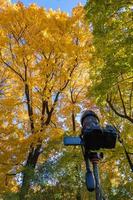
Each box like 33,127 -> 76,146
19,82 -> 41,199
72,111 -> 76,133
92,162 -> 103,200
19,167 -> 33,200
19,81 -> 61,198
19,145 -> 41,200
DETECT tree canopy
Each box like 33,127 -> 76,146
0,2 -> 94,199
85,0 -> 133,123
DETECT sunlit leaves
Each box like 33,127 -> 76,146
0,2 -> 93,195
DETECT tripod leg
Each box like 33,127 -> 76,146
85,157 -> 95,192
92,162 -> 103,200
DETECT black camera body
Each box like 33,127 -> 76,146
81,125 -> 117,150
81,110 -> 117,150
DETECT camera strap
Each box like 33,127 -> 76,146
118,134 -> 133,172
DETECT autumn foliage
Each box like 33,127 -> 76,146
0,1 -> 94,198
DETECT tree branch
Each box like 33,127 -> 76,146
60,61 -> 78,91
40,100 -> 46,128
117,84 -> 127,116
75,86 -> 85,102
70,88 -> 75,103
23,61 -> 35,135
106,94 -> 133,123
0,53 -> 24,81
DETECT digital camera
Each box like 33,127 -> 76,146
81,110 -> 117,150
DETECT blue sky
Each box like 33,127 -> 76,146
12,0 -> 86,14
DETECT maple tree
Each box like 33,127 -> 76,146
0,2 -> 94,199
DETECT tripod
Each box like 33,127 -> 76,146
64,110 -> 118,199
84,151 -> 105,200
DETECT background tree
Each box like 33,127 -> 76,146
85,1 -> 133,199
85,0 -> 133,123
